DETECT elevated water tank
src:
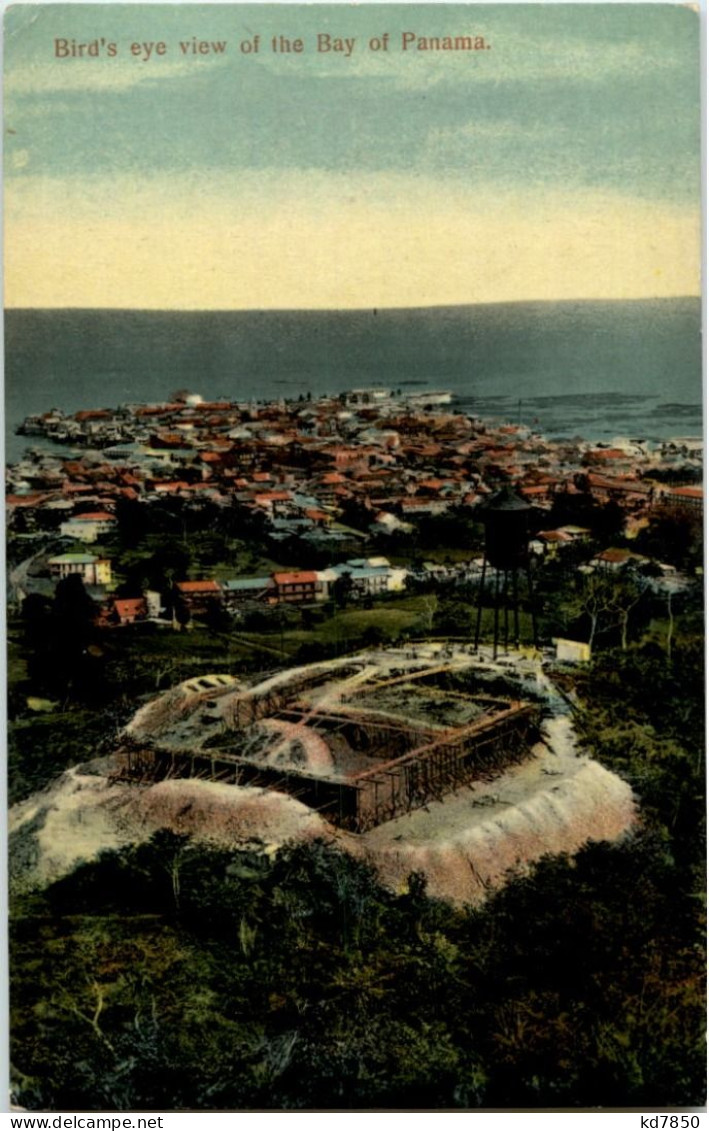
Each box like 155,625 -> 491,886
480,486 -> 531,569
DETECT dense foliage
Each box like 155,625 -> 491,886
10,826 -> 704,1111
573,642 -> 705,883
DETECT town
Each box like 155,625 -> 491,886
7,386 -> 702,646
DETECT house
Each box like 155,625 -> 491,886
529,529 -> 574,558
59,511 -> 116,543
320,558 -> 407,599
174,579 -> 223,616
329,563 -> 389,598
519,484 -> 554,506
49,553 -> 112,586
661,485 -> 703,512
556,525 -> 592,541
586,473 -> 651,507
101,596 -> 148,627
370,511 -> 415,536
591,548 -> 648,572
271,571 -> 324,604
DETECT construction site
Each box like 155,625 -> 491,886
10,643 -> 636,905
118,650 -> 542,832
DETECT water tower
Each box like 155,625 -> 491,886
474,486 -> 538,658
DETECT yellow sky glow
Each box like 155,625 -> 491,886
5,179 -> 700,309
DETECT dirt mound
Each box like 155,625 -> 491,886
366,758 -> 636,904
134,778 -> 332,845
9,761 -> 335,894
9,766 -> 148,892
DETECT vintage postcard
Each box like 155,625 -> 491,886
4,2 -> 704,1115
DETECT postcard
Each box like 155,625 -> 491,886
4,2 -> 704,1115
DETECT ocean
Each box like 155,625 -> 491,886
4,298 -> 703,463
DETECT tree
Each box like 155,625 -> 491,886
419,593 -> 438,633
21,592 -> 52,649
578,572 -> 619,651
606,566 -> 649,651
172,593 -> 191,631
332,571 -> 354,609
636,509 -> 702,572
34,575 -> 104,701
434,599 -> 475,637
651,575 -> 688,665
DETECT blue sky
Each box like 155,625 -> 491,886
4,4 -> 701,308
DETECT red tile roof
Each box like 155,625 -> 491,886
6,493 -> 46,507
254,490 -> 292,503
668,486 -> 703,499
74,409 -> 111,421
595,548 -> 632,564
175,580 -> 221,593
273,571 -> 319,586
113,598 -> 146,618
538,530 -> 573,543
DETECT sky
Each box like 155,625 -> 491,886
3,3 -> 702,309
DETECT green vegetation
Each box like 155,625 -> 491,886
10,820 -> 705,1110
7,496 -> 706,1110
572,642 -> 705,880
240,594 -> 432,655
8,708 -> 117,807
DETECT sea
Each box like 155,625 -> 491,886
3,298 -> 703,464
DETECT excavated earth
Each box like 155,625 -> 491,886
9,646 -> 636,905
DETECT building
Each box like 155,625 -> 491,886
49,553 -> 112,586
96,596 -> 149,628
118,654 -> 540,833
174,579 -> 223,617
555,638 -> 591,663
59,511 -> 116,543
271,571 -> 324,604
661,485 -> 703,512
529,529 -> 574,558
592,548 -> 647,572
325,558 -> 408,598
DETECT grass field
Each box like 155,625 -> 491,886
237,593 -> 434,656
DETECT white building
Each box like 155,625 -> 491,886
49,553 -> 112,586
60,511 -> 116,543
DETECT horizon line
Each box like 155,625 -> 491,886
4,294 -> 701,316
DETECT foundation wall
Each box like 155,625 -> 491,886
115,705 -> 540,833
352,708 -> 539,831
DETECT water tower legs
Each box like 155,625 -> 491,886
473,560 -> 539,658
